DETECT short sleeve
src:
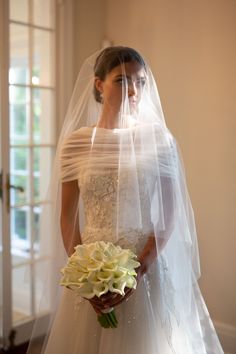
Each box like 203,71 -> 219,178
60,130 -> 83,183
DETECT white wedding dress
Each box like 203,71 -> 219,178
43,127 -> 224,354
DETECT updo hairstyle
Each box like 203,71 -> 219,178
93,46 -> 146,103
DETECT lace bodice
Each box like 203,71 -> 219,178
60,125 -> 177,254
78,168 -> 154,253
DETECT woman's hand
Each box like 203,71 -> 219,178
88,236 -> 157,315
89,266 -> 143,314
137,235 -> 157,276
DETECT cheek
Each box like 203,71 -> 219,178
136,87 -> 144,102
106,86 -> 122,104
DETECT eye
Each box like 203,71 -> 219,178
115,77 -> 132,85
116,78 -> 124,84
115,76 -> 126,84
136,78 -> 146,87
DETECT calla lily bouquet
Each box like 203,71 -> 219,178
60,241 -> 140,328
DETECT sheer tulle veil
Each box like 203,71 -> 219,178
26,46 -> 203,353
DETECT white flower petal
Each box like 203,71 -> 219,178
96,270 -> 113,281
93,282 -> 109,297
77,282 -> 95,299
109,280 -> 126,296
60,241 -> 139,299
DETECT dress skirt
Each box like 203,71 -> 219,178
43,260 -> 223,354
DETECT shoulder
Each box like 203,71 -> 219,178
62,126 -> 92,142
59,128 -> 93,182
60,127 -> 93,153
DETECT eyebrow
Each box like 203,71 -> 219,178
114,74 -> 146,80
114,74 -> 131,79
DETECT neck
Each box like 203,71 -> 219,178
96,107 -> 120,129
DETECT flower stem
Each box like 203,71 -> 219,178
97,309 -> 118,328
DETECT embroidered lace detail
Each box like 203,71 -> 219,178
79,172 -> 118,233
78,169 -> 153,253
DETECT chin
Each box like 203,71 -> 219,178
129,105 -> 138,114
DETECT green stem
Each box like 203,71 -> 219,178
97,309 -> 118,329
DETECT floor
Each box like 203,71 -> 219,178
0,342 -> 28,354
0,338 -> 43,354
0,344 -> 233,354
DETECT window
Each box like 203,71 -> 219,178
9,0 -> 56,323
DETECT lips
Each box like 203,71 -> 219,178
129,99 -> 137,105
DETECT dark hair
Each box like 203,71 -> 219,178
93,46 -> 146,103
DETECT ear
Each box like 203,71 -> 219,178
94,77 -> 104,94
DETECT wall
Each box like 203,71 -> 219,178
105,0 -> 236,349
73,0 -> 107,79
73,0 -> 236,350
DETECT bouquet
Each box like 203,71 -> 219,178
60,241 -> 140,328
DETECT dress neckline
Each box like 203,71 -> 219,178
86,125 -> 139,133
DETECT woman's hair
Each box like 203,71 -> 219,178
93,46 -> 146,103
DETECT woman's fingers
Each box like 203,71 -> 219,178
100,292 -> 117,301
102,288 -> 134,308
112,288 -> 134,306
89,287 -> 135,312
90,301 -> 102,314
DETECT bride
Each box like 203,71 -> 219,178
27,46 -> 224,353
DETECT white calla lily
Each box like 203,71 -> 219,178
96,270 -> 113,281
93,281 -> 109,297
108,279 -> 127,296
60,241 -> 140,300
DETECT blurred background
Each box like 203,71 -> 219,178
0,0 -> 235,353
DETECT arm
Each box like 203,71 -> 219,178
61,180 -> 81,256
137,176 -> 175,278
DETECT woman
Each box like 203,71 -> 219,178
27,46 -> 224,353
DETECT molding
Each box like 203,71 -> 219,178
55,0 -> 75,139
214,320 -> 236,354
0,0 -> 12,348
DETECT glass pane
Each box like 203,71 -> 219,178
33,147 -> 52,202
10,0 -> 28,23
33,0 -> 54,28
35,260 -> 51,314
11,207 -> 30,252
12,265 -> 32,324
10,147 -> 30,205
10,86 -> 30,145
33,203 -> 51,255
10,24 -> 29,85
11,244 -> 30,267
10,173 -> 29,206
33,29 -> 54,87
33,88 -> 55,144
10,147 -> 29,176
10,147 -> 28,171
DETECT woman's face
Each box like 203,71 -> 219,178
95,61 -> 146,114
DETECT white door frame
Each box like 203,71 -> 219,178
0,0 -> 12,349
0,0 -> 74,348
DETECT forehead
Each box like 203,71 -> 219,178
109,61 -> 145,77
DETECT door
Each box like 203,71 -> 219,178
0,0 -> 56,348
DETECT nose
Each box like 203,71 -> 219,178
128,82 -> 138,97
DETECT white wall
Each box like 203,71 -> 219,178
73,0 -> 107,78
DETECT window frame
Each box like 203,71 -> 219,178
0,0 -> 75,347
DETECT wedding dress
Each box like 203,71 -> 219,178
42,126 -> 224,354
27,47 -> 224,354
